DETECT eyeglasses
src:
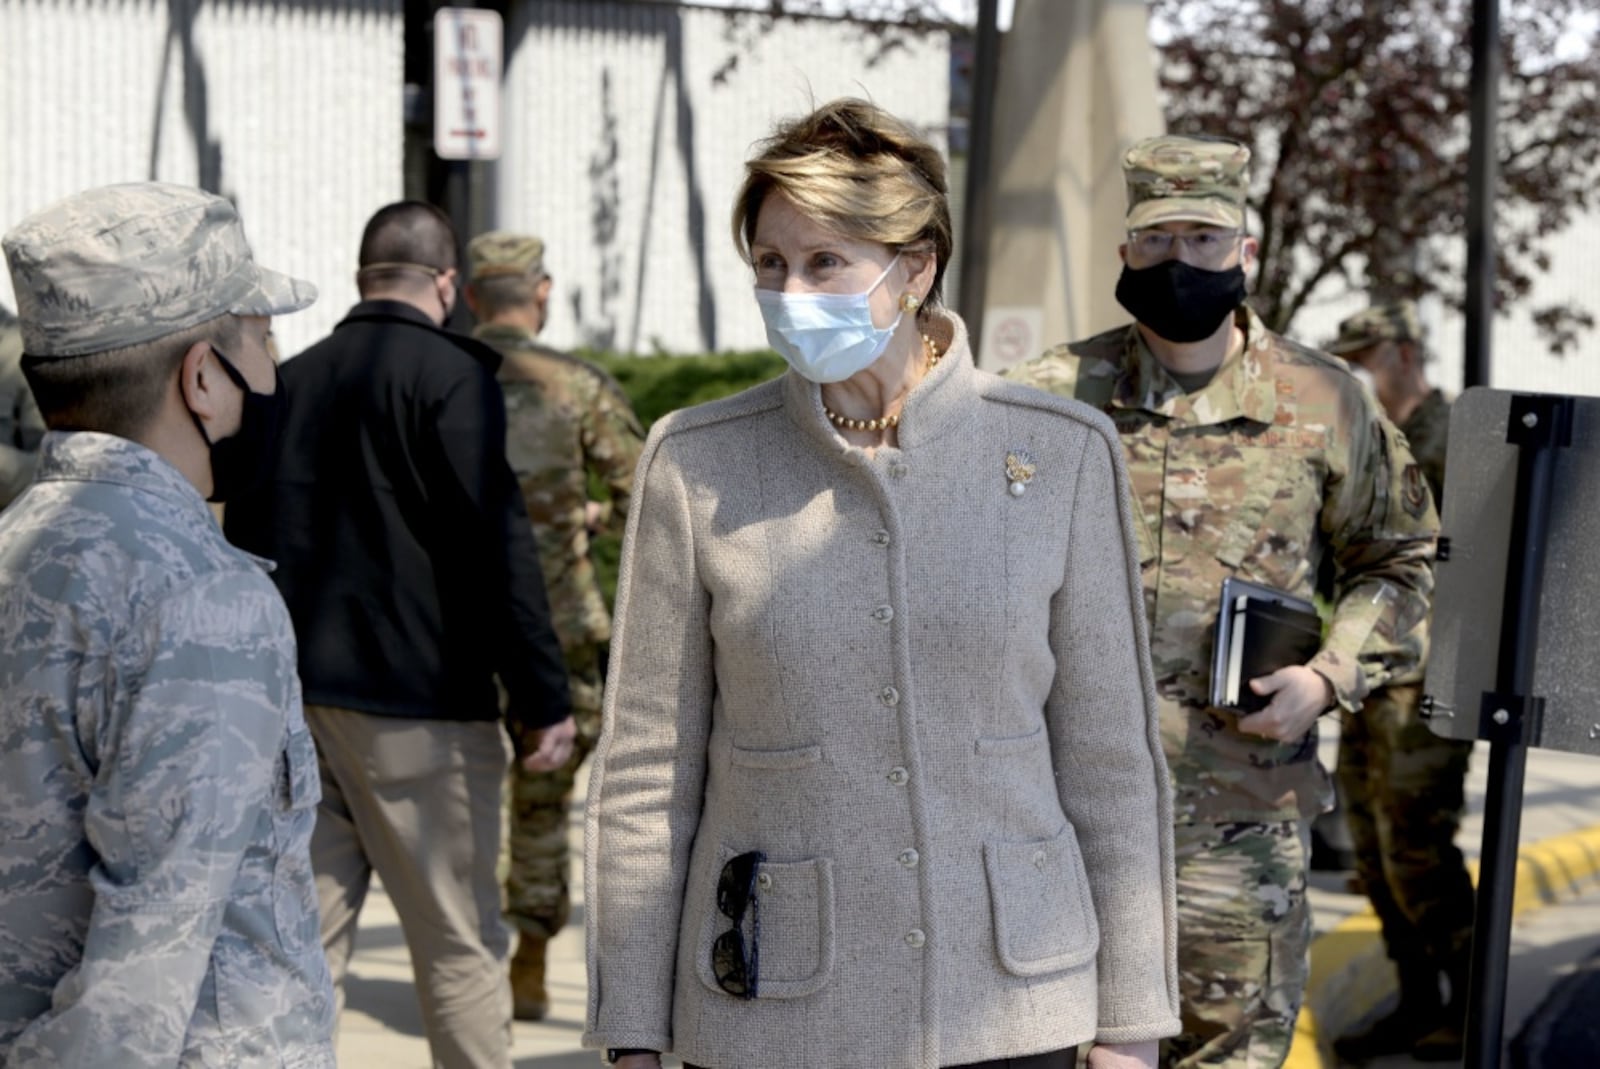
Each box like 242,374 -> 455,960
711,850 -> 765,1000
1126,228 -> 1243,267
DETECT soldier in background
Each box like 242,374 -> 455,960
464,231 -> 645,1022
0,303 -> 46,507
1004,137 -> 1437,1068
1326,301 -> 1473,1063
0,182 -> 333,1063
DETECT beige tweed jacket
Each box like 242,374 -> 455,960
583,313 -> 1179,1069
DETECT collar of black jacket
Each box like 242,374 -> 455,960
337,299 -> 503,373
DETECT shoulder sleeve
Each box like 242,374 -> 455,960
10,573 -> 296,1066
579,370 -> 646,535
1045,422 -> 1181,1042
583,429 -> 713,1055
424,358 -> 571,733
1311,387 -> 1439,708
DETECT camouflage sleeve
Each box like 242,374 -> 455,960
8,573 -> 291,1066
581,375 -> 645,538
1311,393 -> 1438,712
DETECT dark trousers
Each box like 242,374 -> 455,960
686,1049 -> 1077,1069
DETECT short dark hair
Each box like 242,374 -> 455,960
357,201 -> 457,291
23,315 -> 240,439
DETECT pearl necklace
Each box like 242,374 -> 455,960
823,334 -> 943,433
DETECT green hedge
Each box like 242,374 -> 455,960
580,349 -> 787,604
583,349 -> 786,430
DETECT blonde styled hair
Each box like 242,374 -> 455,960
733,99 -> 953,308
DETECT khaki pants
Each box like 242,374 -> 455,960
307,705 -> 513,1069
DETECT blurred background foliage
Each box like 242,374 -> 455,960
583,349 -> 787,602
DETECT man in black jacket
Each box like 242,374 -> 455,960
225,201 -> 573,1069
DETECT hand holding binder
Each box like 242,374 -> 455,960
1209,578 -> 1324,714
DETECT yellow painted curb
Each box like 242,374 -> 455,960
1285,821 -> 1600,1069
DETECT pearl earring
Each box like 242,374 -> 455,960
899,293 -> 922,312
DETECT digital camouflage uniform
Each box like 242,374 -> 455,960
0,183 -> 333,1066
1326,303 -> 1474,1044
1003,138 -> 1437,1069
0,307 -> 47,507
468,232 -> 645,941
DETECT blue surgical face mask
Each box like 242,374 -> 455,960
754,253 -> 903,384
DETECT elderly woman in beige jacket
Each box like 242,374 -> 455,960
583,99 -> 1179,1069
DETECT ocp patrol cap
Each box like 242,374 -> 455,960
468,231 -> 547,281
1325,300 -> 1423,355
1123,135 -> 1251,230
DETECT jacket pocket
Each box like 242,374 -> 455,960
974,725 -> 1046,757
984,824 -> 1100,977
272,725 -> 322,954
696,846 -> 836,1000
729,743 -> 822,771
1214,482 -> 1275,569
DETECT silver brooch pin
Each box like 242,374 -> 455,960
1005,450 -> 1036,497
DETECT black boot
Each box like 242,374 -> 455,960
1412,950 -> 1470,1062
1332,958 -> 1445,1063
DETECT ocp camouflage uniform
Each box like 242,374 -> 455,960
0,312 -> 45,507
0,433 -> 336,1066
1335,388 -> 1474,998
475,322 -> 645,939
1005,307 -> 1437,1067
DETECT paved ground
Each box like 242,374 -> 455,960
335,732 -> 1600,1069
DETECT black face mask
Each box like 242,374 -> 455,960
189,347 -> 285,503
1115,259 -> 1247,344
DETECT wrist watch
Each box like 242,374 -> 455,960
605,1050 -> 655,1064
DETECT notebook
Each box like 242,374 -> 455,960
1208,577 -> 1324,713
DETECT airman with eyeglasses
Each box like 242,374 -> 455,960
1124,225 -> 1244,270
1005,134 -> 1439,1069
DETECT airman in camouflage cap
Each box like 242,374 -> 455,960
1324,299 -> 1423,356
1006,133 -> 1437,1066
1123,135 -> 1251,230
3,181 -> 315,358
0,182 -> 335,1061
468,230 -> 547,281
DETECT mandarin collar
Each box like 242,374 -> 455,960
782,310 -> 978,453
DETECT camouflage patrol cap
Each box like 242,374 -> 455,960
2,182 -> 316,358
468,231 -> 547,280
1123,135 -> 1251,230
1325,300 -> 1423,355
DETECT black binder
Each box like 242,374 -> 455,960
1208,577 -> 1324,713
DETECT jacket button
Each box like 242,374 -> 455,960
898,848 -> 920,868
872,529 -> 891,546
889,462 -> 909,479
880,686 -> 900,707
872,605 -> 894,623
887,766 -> 909,786
905,929 -> 926,948
757,872 -> 772,890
